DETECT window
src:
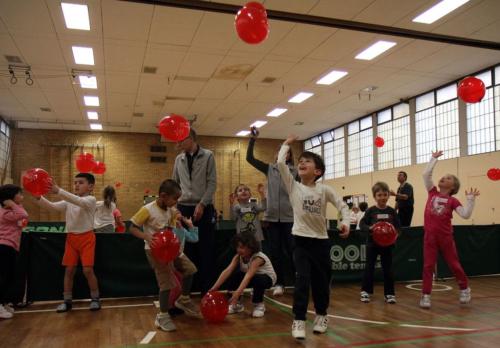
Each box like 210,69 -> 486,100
322,128 -> 345,180
0,120 -> 11,177
348,116 -> 373,175
378,105 -> 411,170
323,141 -> 334,179
310,145 -> 322,157
435,99 -> 459,159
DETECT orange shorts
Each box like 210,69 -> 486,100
62,231 -> 96,267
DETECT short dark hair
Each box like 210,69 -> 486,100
299,151 -> 325,181
372,181 -> 390,196
398,171 -> 408,180
233,232 -> 261,254
159,179 -> 181,196
76,172 -> 95,185
0,184 -> 22,206
359,201 -> 368,212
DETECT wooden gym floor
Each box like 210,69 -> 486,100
2,276 -> 500,348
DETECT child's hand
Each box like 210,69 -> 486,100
284,134 -> 299,145
250,127 -> 259,139
465,188 -> 480,197
3,199 -> 16,209
339,225 -> 350,239
49,178 -> 59,194
256,183 -> 265,197
229,193 -> 236,205
183,216 -> 194,229
432,150 -> 443,158
229,291 -> 241,305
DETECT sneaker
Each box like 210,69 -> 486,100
420,294 -> 431,309
228,302 -> 244,314
4,304 -> 14,313
273,285 -> 284,296
360,291 -> 371,303
252,303 -> 265,318
56,301 -> 72,313
89,299 -> 101,311
313,315 -> 329,334
385,295 -> 397,304
0,305 -> 13,319
155,312 -> 177,332
175,296 -> 201,318
459,288 -> 471,304
292,320 -> 306,339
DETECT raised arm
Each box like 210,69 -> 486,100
455,188 -> 480,219
1,201 -> 28,222
422,150 -> 442,191
246,131 -> 270,175
277,135 -> 298,194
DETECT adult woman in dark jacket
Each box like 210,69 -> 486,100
246,128 -> 297,296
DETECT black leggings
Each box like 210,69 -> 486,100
0,244 -> 18,304
225,270 -> 273,303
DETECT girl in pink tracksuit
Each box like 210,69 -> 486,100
420,150 -> 480,309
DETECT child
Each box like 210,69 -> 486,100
210,232 -> 276,318
229,183 -> 266,243
349,205 -> 363,231
359,182 -> 400,304
420,150 -> 479,309
94,186 -> 116,233
0,185 -> 28,319
278,134 -> 349,340
37,173 -> 100,312
171,209 -> 201,317
129,179 -> 182,331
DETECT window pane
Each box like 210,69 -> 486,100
416,92 -> 435,112
495,66 -> 500,85
311,136 -> 321,147
377,122 -> 393,170
311,145 -> 322,156
495,85 -> 500,151
322,131 -> 333,143
348,133 -> 360,175
393,103 -> 409,119
304,139 -> 312,150
435,100 -> 459,159
467,87 -> 495,155
359,128 -> 373,173
416,107 -> 436,163
360,116 -> 372,130
333,138 -> 345,178
475,71 -> 492,87
333,127 -> 344,139
324,142 -> 334,179
436,84 -> 457,104
377,109 -> 391,124
348,121 -> 359,135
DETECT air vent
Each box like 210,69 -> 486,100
152,100 -> 165,107
143,66 -> 157,74
294,121 -> 304,126
5,55 -> 23,63
261,77 -> 276,83
40,107 -> 52,112
165,96 -> 195,101
133,112 -> 144,117
213,64 -> 254,80
174,75 -> 209,82
150,145 -> 166,152
150,156 -> 166,163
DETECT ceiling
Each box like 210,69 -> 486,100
0,0 -> 500,139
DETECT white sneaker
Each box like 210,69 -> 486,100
4,304 -> 14,313
292,320 -> 306,339
459,288 -> 471,304
228,302 -> 245,314
313,315 -> 329,334
155,312 -> 176,332
385,295 -> 397,304
360,291 -> 371,303
252,303 -> 265,318
0,305 -> 13,319
273,285 -> 284,296
420,294 -> 431,309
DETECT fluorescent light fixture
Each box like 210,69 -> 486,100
79,75 -> 97,89
236,130 -> 251,136
355,41 -> 397,60
316,70 -> 348,85
90,123 -> 102,130
413,0 -> 470,24
87,111 -> 99,120
84,96 -> 99,106
266,108 -> 287,117
288,92 -> 314,104
72,46 -> 94,65
250,120 -> 267,128
61,3 -> 90,30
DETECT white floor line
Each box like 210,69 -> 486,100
139,331 -> 157,344
399,324 -> 476,331
264,296 -> 389,325
14,303 -> 153,314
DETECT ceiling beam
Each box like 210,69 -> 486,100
121,0 -> 500,51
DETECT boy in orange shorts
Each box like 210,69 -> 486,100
36,173 -> 100,312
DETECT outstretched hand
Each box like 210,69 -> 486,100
432,150 -> 443,159
284,134 -> 299,145
465,187 -> 480,197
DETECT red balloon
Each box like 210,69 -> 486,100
245,1 -> 266,15
150,228 -> 180,264
372,221 -> 398,247
115,223 -> 126,233
487,168 -> 500,181
235,7 -> 269,44
374,136 -> 385,148
168,271 -> 183,307
92,161 -> 106,174
76,152 -> 96,173
200,291 -> 228,323
458,76 -> 486,103
115,182 -> 122,189
158,114 -> 190,142
22,168 -> 52,196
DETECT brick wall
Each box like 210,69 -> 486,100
12,129 -> 302,221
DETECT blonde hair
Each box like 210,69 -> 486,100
448,174 -> 460,195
